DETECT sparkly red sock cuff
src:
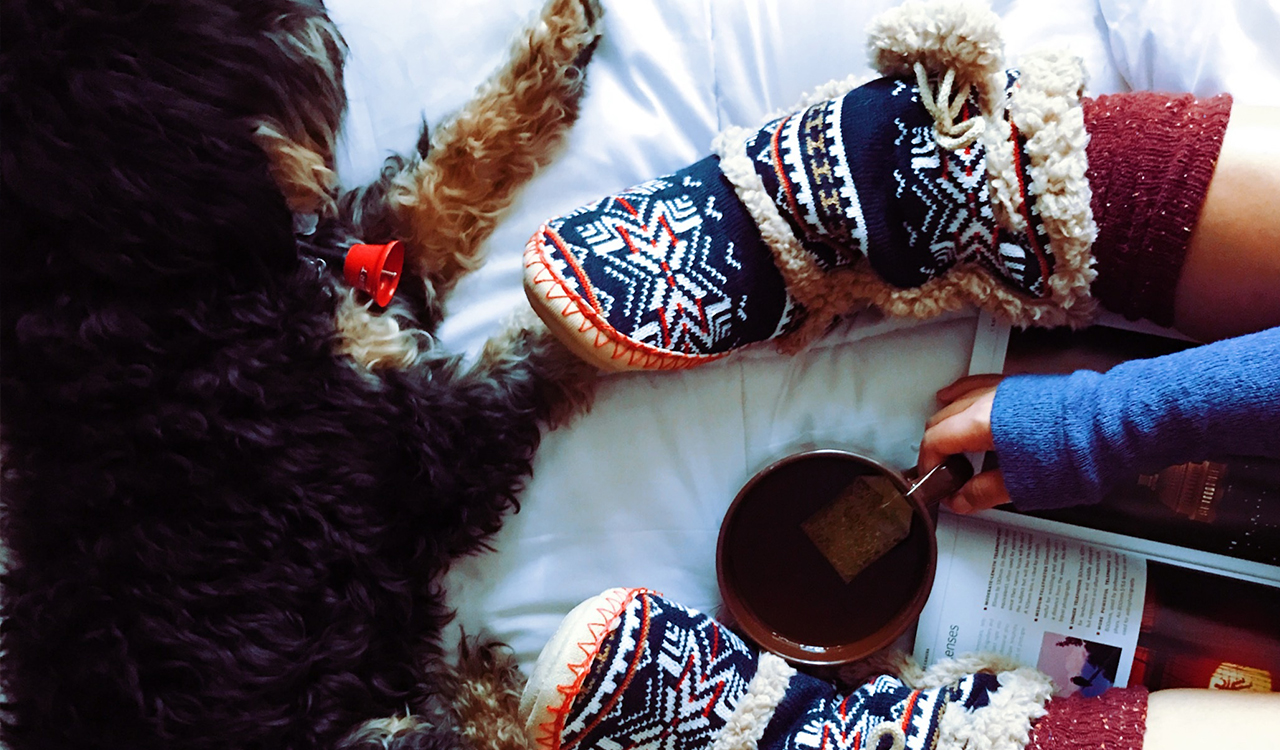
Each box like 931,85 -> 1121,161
1084,91 -> 1234,327
1026,687 -> 1149,750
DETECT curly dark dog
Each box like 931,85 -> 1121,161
0,0 -> 602,748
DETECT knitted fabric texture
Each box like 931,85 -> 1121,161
1025,686 -> 1149,750
754,671 -> 1008,750
525,73 -> 1057,369
555,590 -> 765,750
524,156 -> 796,369
991,325 -> 1280,510
525,1 -> 1097,371
743,74 -> 1051,296
713,50 -> 1096,353
1084,92 -> 1233,326
522,590 -> 1056,750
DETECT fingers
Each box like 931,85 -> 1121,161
943,470 -> 1010,514
924,387 -> 990,429
918,389 -> 996,472
921,374 -> 1009,513
936,374 -> 1005,405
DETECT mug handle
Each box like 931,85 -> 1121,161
904,454 -> 975,507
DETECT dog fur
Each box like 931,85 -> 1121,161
0,0 -> 602,748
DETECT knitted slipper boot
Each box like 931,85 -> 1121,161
524,0 -> 1095,371
520,588 -> 1056,750
523,158 -> 799,371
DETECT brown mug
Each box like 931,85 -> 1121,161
716,450 -> 972,665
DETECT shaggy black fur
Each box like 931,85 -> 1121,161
0,1 -> 593,748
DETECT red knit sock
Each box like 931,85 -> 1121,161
1083,92 -> 1234,326
1026,686 -> 1149,750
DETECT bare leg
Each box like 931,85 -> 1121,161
1143,688 -> 1280,750
1174,105 -> 1280,342
1113,110 -> 1280,748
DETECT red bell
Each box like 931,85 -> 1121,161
343,240 -> 404,307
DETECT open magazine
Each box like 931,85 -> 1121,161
913,312 -> 1280,695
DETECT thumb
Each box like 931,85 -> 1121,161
918,390 -> 996,472
945,470 -> 1010,514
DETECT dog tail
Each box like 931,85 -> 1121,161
337,636 -> 530,750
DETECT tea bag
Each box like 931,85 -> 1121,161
802,474 -> 913,583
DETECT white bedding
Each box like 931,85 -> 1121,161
327,0 -> 1280,673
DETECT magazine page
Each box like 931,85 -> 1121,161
915,513 -> 1146,695
1008,459 -> 1280,568
914,513 -> 1280,694
966,310 -> 1012,377
985,507 -> 1280,588
1132,561 -> 1280,692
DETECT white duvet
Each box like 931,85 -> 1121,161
326,0 -> 1280,672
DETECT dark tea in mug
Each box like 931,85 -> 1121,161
717,451 -> 937,663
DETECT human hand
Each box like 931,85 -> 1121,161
917,374 -> 1010,514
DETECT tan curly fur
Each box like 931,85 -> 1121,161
450,639 -> 535,750
328,1 -> 604,736
333,288 -> 429,372
329,0 -> 603,371
338,639 -> 537,750
389,0 -> 604,296
252,12 -> 347,217
254,120 -> 340,217
478,311 -> 601,429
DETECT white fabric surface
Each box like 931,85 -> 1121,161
326,0 -> 1280,673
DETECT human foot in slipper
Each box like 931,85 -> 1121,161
526,0 -> 1230,371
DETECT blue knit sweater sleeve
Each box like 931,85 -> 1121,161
990,326 -> 1280,510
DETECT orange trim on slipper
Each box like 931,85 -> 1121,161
1008,121 -> 1052,291
533,588 -> 649,750
561,593 -> 653,750
546,228 -> 603,314
769,116 -> 803,227
522,226 -> 728,372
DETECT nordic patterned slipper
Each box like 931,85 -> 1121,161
525,0 -> 1095,372
519,587 -> 784,750
519,588 -> 1057,750
523,158 -> 799,372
